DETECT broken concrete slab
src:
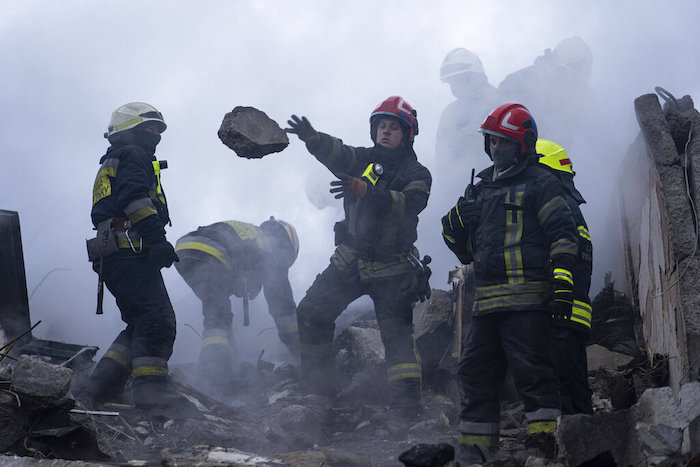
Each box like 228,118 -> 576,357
218,106 -> 289,159
586,344 -> 634,371
0,455 -> 111,466
10,355 -> 72,407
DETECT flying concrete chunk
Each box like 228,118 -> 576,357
218,106 -> 289,159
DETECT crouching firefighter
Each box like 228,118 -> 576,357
86,102 -> 200,419
285,96 -> 432,425
173,218 -> 300,394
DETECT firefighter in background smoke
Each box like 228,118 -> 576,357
441,103 -> 578,463
174,218 -> 300,392
427,48 -> 504,283
285,96 -> 432,425
537,139 -> 594,415
498,36 -> 595,152
87,102 -> 200,418
436,48 -> 502,186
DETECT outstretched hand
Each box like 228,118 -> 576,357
285,115 -> 320,145
329,173 -> 368,199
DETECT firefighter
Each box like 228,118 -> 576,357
87,102 -> 200,418
537,139 -> 594,415
174,218 -> 300,393
285,96 -> 432,425
441,103 -> 578,462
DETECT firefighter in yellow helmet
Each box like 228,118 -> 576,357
87,102 -> 200,419
538,139 -> 593,415
174,217 -> 300,395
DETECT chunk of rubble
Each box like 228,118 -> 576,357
217,106 -> 289,159
161,445 -> 284,466
10,355 -> 72,407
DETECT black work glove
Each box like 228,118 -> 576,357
551,278 -> 574,321
149,240 -> 180,269
443,196 -> 479,234
330,173 -> 368,199
285,115 -> 320,145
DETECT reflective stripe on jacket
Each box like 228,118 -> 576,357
451,154 -> 578,316
308,133 -> 431,279
91,143 -> 169,238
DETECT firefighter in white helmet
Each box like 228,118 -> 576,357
436,48 -> 503,179
87,102 -> 200,419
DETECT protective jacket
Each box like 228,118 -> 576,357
91,143 -> 169,247
87,140 -> 177,411
443,154 -> 578,316
559,190 -> 592,334
296,133 -> 431,409
308,133 -> 431,279
174,221 -> 296,318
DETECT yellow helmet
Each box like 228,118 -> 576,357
537,139 -> 574,175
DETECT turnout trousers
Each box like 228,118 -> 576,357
458,310 -> 560,449
89,252 -> 176,406
551,325 -> 593,415
296,262 -> 421,408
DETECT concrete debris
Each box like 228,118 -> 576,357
586,344 -> 634,371
218,106 -> 289,159
161,445 -> 285,466
398,442 -> 454,467
9,355 -> 72,407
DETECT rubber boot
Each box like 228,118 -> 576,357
198,342 -> 235,397
455,444 -> 486,466
86,357 -> 130,407
132,374 -> 204,420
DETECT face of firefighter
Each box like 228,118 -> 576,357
375,117 -> 404,149
489,134 -> 519,172
136,123 -> 163,153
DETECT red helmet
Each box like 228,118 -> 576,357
480,103 -> 538,155
369,96 -> 419,143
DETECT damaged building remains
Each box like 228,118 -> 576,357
0,89 -> 699,466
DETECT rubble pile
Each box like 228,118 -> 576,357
0,280 -> 696,466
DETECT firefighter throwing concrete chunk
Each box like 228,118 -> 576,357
285,96 -> 432,429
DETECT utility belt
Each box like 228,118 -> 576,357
86,217 -> 144,262
345,234 -> 405,262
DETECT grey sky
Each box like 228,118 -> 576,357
2,1 -> 698,362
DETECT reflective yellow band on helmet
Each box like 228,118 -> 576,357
114,117 -> 144,132
528,421 -> 556,434
175,241 -> 230,268
553,268 -> 573,285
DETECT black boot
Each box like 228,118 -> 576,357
132,375 -> 204,420
85,357 -> 130,407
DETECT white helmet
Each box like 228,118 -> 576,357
440,48 -> 485,82
553,36 -> 593,81
260,216 -> 299,267
105,102 -> 166,139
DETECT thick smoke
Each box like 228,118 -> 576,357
0,1 -> 699,366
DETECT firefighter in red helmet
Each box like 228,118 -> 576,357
285,96 -> 432,433
441,103 -> 578,462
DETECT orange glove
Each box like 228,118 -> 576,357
330,174 -> 367,199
